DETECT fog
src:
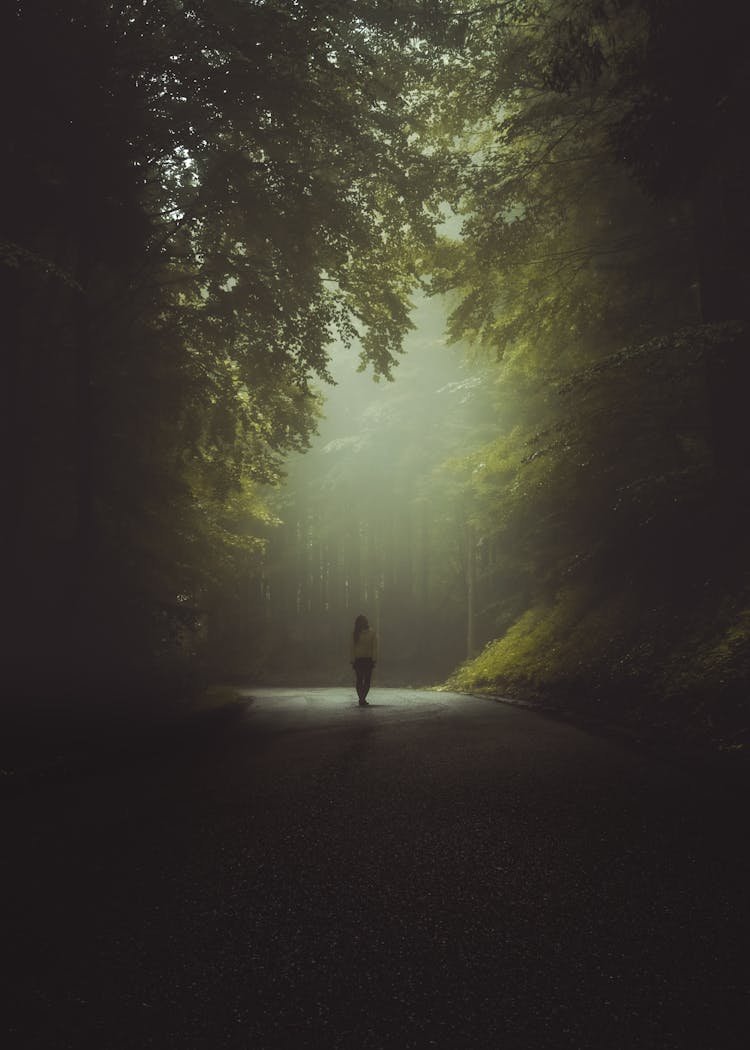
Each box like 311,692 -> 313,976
254,296 -> 497,685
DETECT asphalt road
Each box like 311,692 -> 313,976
5,687 -> 750,1049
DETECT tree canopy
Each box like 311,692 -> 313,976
425,0 -> 750,736
2,0 -> 452,696
5,0 -> 750,737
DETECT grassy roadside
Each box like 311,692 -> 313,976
444,587 -> 750,754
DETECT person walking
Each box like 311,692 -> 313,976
351,614 -> 378,706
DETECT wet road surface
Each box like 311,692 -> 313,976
5,687 -> 750,1048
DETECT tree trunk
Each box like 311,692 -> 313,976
466,523 -> 476,660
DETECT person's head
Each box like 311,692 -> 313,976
353,614 -> 369,640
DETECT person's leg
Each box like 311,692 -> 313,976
354,660 -> 365,702
361,659 -> 373,702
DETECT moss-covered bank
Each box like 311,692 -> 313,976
447,585 -> 750,749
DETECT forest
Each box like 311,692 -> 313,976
4,0 -> 750,741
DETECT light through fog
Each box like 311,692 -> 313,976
256,294 -> 498,687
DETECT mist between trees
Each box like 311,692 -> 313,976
3,1 -> 750,740
253,296 -> 497,686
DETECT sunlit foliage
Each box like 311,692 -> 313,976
433,0 -> 750,735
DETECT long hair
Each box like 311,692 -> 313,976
353,614 -> 369,643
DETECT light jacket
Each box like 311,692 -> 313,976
351,626 -> 378,663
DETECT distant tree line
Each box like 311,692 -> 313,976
251,315 -> 496,684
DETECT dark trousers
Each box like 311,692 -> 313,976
353,657 -> 374,703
